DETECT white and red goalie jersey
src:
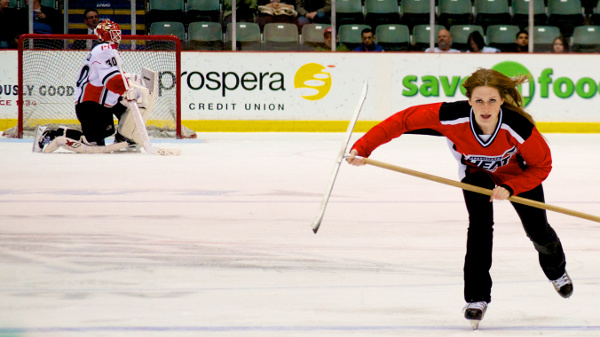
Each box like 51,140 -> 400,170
74,42 -> 127,107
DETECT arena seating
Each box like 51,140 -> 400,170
8,0 -> 600,53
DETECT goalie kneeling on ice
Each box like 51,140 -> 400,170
118,67 -> 158,146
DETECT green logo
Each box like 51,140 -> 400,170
401,61 -> 600,102
537,68 -> 599,100
491,61 -> 534,107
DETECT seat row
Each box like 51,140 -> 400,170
149,21 -> 600,52
338,0 -> 596,37
8,0 -> 56,8
144,0 -> 599,38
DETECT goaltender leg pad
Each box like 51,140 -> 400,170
117,95 -> 152,146
36,126 -> 128,154
48,135 -> 129,153
34,126 -> 83,153
117,68 -> 158,145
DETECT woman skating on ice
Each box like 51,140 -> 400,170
347,68 -> 573,329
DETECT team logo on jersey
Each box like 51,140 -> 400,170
294,63 -> 332,101
464,146 -> 517,172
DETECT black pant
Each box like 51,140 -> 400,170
75,101 -> 126,145
462,171 -> 566,303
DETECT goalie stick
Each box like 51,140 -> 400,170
356,156 -> 600,224
112,49 -> 181,156
312,81 -> 368,234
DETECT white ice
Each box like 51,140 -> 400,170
1,133 -> 599,337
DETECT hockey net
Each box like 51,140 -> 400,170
9,34 -> 195,139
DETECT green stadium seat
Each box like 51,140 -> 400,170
225,22 -> 262,51
474,0 -> 511,30
188,21 -> 223,51
486,24 -> 520,51
438,0 -> 473,29
400,0 -> 434,30
375,24 -> 411,51
263,23 -> 300,51
186,0 -> 221,23
364,0 -> 401,31
511,0 -> 547,28
336,0 -> 364,28
571,25 -> 600,52
547,0 -> 584,37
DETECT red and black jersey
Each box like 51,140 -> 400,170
352,101 -> 552,196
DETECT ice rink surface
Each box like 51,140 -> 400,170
1,132 -> 599,337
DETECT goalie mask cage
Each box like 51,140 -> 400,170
13,34 -> 187,139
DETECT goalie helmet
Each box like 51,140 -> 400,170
95,20 -> 121,45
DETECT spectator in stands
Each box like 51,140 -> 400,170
73,8 -> 100,50
256,0 -> 297,31
425,28 -> 460,52
223,0 -> 258,28
296,0 -> 331,33
316,26 -> 349,51
512,30 -> 529,52
466,31 -> 499,53
354,27 -> 384,52
582,0 -> 595,24
552,35 -> 569,53
21,0 -> 62,34
0,0 -> 19,48
83,9 -> 100,34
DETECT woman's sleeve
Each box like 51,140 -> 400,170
351,102 -> 444,157
503,127 -> 552,195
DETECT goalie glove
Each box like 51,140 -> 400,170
125,87 -> 140,101
121,83 -> 151,108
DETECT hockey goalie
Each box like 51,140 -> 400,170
33,20 -> 157,154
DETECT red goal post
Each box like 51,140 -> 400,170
13,34 -> 191,139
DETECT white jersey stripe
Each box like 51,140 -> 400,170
441,117 -> 470,125
500,124 -> 526,144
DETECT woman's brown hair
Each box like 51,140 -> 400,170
463,68 -> 534,124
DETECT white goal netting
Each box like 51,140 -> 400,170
9,34 -> 194,139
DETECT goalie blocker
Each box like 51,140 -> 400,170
34,67 -> 157,154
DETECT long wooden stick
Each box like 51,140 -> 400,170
362,157 -> 600,223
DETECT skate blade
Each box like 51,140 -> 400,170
469,320 -> 480,330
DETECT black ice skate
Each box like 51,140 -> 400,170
463,301 -> 488,330
115,132 -> 140,152
551,271 -> 573,298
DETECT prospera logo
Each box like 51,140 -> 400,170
184,63 -> 333,112
293,63 -> 332,101
402,61 -> 600,106
181,63 -> 333,99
